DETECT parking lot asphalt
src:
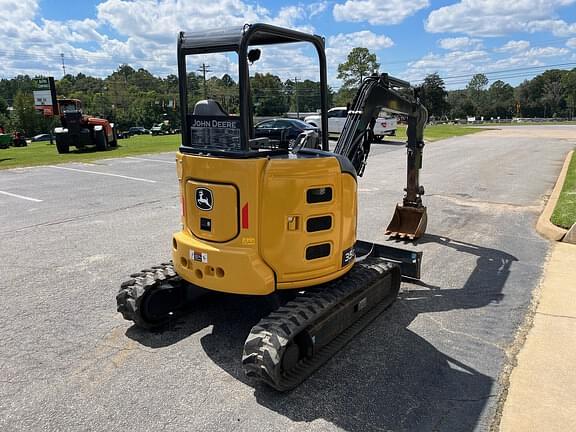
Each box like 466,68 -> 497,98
1,126 -> 574,431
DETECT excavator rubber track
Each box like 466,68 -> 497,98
116,262 -> 189,329
242,258 -> 401,391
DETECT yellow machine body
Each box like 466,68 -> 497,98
172,151 -> 357,295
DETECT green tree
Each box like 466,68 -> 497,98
250,73 -> 288,116
206,75 -> 239,113
12,90 -> 40,135
516,77 -> 545,117
285,79 -> 331,112
0,96 -> 10,131
447,90 -> 474,119
0,96 -> 7,116
333,87 -> 356,107
337,47 -> 380,89
516,69 -> 570,117
487,80 -> 514,118
466,73 -> 489,116
540,70 -> 568,117
561,69 -> 576,119
419,73 -> 449,119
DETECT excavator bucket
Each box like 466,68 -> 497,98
386,204 -> 427,240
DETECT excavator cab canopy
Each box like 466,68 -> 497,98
177,23 -> 329,155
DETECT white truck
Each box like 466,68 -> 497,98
304,107 -> 397,142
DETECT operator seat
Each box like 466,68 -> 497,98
193,99 -> 228,116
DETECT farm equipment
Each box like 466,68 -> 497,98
0,133 -> 11,149
53,99 -> 116,154
0,132 -> 27,148
117,23 -> 428,391
12,132 -> 27,147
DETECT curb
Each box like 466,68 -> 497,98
536,150 -> 573,241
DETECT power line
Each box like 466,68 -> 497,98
423,62 -> 576,82
197,63 -> 211,99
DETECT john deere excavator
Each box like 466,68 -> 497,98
117,23 -> 428,391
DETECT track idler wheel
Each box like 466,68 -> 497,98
116,263 -> 188,329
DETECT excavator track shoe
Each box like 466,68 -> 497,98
386,204 -> 427,240
242,258 -> 401,391
116,262 -> 188,329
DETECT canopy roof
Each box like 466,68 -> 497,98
179,23 -> 324,55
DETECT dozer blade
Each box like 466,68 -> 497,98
385,204 -> 427,240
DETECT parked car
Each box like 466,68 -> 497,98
31,133 -> 53,142
128,126 -> 149,136
254,118 -> 319,148
372,114 -> 398,142
116,131 -> 130,139
150,123 -> 172,135
304,107 -> 397,140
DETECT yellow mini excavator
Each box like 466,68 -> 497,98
117,23 -> 428,391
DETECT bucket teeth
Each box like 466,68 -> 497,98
385,204 -> 427,240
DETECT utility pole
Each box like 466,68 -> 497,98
294,76 -> 300,119
60,53 -> 66,76
197,63 -> 211,99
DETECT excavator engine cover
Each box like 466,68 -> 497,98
386,204 -> 427,240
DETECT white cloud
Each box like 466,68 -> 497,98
401,42 -> 570,89
525,19 -> 576,36
0,0 -> 320,79
523,46 -> 570,57
307,1 -> 329,18
333,0 -> 429,25
327,31 -> 394,51
325,31 -> 394,68
438,37 -> 483,50
1,0 -> 572,90
495,40 -> 531,53
42,19 -> 106,44
426,0 -> 576,37
1,0 -> 38,20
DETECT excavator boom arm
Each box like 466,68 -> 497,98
333,73 -> 429,239
334,73 -> 427,177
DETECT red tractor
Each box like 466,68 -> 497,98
54,99 -> 117,154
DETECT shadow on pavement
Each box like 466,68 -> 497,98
374,138 -> 405,145
67,146 -> 121,154
126,234 -> 517,431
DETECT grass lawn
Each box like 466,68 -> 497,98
551,151 -> 576,230
0,134 -> 181,170
387,124 -> 485,142
1,124 -> 486,170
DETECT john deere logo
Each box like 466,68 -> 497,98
196,188 -> 213,211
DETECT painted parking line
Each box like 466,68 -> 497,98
47,165 -> 157,183
125,156 -> 176,164
0,190 -> 43,202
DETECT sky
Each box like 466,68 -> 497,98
1,0 -> 576,89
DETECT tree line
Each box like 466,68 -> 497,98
0,65 -> 334,136
1,49 -> 575,136
419,69 -> 576,121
